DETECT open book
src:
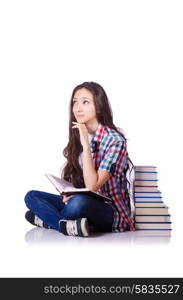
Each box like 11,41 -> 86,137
45,173 -> 112,202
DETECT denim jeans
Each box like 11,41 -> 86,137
24,190 -> 114,233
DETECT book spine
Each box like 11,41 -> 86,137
135,222 -> 171,230
135,192 -> 162,197
135,171 -> 158,180
135,180 -> 158,187
135,207 -> 169,215
135,202 -> 166,208
135,166 -> 157,172
134,187 -> 159,192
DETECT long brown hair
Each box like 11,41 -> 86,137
62,81 -> 126,187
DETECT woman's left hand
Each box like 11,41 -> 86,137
72,122 -> 90,150
62,194 -> 73,205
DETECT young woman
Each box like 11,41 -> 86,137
24,81 -> 135,237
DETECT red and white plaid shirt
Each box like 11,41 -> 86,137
90,123 -> 135,232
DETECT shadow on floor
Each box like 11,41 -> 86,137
24,226 -> 172,246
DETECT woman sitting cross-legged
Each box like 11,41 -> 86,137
24,81 -> 135,237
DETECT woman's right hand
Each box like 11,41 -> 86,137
62,194 -> 73,205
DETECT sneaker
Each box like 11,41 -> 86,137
59,218 -> 89,237
25,210 -> 51,229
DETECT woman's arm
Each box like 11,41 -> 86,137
72,122 -> 111,191
82,147 -> 111,191
82,135 -> 125,191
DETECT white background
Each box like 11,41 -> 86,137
0,0 -> 183,277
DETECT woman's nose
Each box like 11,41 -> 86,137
75,103 -> 83,111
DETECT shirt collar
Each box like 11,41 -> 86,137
90,123 -> 106,154
91,123 -> 105,143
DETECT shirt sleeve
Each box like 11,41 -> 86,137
98,141 -> 126,176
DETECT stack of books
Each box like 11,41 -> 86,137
134,166 -> 171,231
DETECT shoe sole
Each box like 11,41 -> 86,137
80,218 -> 89,237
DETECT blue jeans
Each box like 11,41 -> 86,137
24,190 -> 114,233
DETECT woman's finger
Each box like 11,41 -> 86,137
62,195 -> 73,203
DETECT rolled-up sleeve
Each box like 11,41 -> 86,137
98,141 -> 126,176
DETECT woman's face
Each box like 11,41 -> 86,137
72,88 -> 97,124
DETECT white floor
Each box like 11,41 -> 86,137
24,227 -> 172,246
0,202 -> 182,278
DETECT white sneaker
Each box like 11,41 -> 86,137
25,210 -> 51,229
59,218 -> 89,237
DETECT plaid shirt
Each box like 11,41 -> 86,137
90,124 -> 135,232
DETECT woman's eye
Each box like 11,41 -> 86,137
83,100 -> 89,104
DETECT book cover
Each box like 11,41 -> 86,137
45,173 -> 112,202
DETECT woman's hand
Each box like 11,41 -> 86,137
72,122 -> 90,150
62,194 -> 73,205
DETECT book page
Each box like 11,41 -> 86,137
45,173 -> 111,201
45,174 -> 74,193
63,186 -> 89,193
